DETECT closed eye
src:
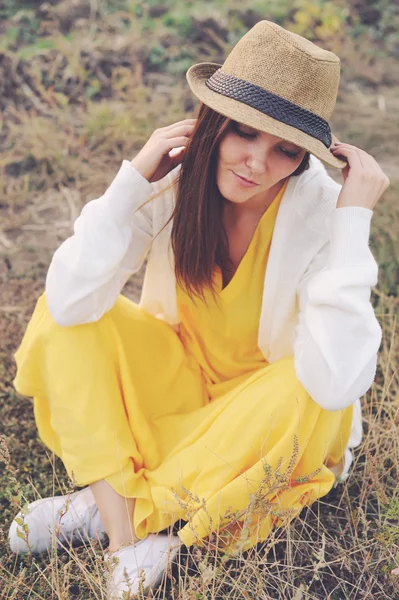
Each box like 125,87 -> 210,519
232,122 -> 301,160
279,147 -> 301,159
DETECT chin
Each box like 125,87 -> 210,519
225,195 -> 250,204
218,178 -> 255,196
218,186 -> 248,203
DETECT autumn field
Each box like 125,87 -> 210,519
0,1 -> 398,598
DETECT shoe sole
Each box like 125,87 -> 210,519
145,543 -> 181,593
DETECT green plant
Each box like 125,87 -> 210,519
288,0 -> 350,41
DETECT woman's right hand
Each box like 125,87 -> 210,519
130,118 -> 197,183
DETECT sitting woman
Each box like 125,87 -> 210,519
9,19 -> 388,600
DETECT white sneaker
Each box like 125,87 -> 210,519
8,486 -> 106,554
104,533 -> 182,599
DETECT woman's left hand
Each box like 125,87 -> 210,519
330,142 -> 390,211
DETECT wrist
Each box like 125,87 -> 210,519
130,159 -> 151,182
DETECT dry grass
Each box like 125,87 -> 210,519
1,1 -> 398,598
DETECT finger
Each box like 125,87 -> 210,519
333,143 -> 371,170
336,145 -> 389,183
161,119 -> 197,132
169,146 -> 186,158
333,145 -> 390,191
165,124 -> 196,138
161,136 -> 191,152
331,145 -> 364,171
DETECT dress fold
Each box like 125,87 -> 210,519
13,178 -> 352,553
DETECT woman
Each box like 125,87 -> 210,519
9,20 -> 388,599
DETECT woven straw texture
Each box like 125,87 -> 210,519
186,20 -> 346,169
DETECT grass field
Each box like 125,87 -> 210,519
1,1 -> 398,598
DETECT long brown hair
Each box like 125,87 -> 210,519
145,103 -> 310,304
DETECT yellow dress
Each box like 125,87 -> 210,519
12,178 -> 353,554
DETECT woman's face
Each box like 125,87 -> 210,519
216,120 -> 307,209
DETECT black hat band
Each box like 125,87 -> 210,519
205,68 -> 332,148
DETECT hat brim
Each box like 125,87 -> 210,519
186,62 -> 347,170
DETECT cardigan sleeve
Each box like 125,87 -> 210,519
45,160 -> 155,327
293,206 -> 382,411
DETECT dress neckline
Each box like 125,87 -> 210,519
214,178 -> 289,303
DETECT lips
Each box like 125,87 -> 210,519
232,171 -> 259,186
234,172 -> 256,184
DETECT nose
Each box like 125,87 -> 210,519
245,145 -> 272,174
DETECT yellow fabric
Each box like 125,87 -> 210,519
177,178 -> 287,399
12,178 -> 354,554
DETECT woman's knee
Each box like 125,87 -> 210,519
32,293 -> 121,356
30,292 -> 184,378
42,292 -> 136,330
38,292 -> 166,357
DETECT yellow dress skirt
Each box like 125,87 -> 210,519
12,179 -> 353,554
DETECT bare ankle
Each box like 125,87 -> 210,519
89,480 -> 139,553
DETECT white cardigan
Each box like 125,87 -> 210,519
45,155 -> 382,483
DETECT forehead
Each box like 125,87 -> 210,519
235,121 -> 303,150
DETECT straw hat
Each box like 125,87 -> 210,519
186,20 -> 346,169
